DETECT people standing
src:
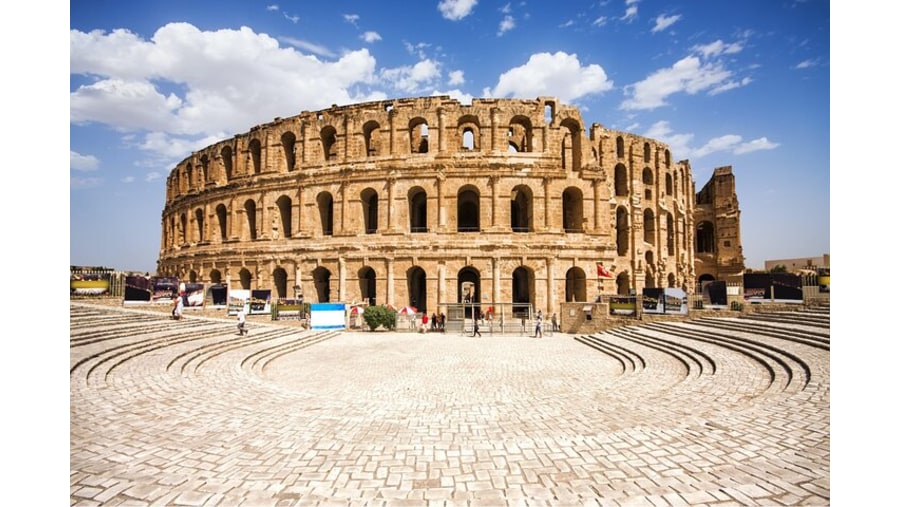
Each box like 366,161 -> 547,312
534,314 -> 543,338
551,312 -> 558,332
431,312 -> 437,331
472,317 -> 481,337
237,308 -> 247,335
172,295 -> 184,320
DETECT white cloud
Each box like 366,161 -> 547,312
498,15 -> 516,36
448,70 -> 465,85
620,52 -> 746,110
651,14 -> 681,33
71,23 -> 378,142
279,36 -> 337,58
795,58 -> 821,69
361,31 -> 382,43
71,151 -> 100,171
122,176 -> 136,183
71,176 -> 103,189
283,13 -> 299,24
344,13 -> 360,26
433,89 -> 474,105
644,121 -> 778,160
692,40 -> 743,58
381,59 -> 441,93
622,0 -> 639,22
592,16 -> 608,27
266,5 -> 279,12
488,52 -> 614,103
438,0 -> 478,21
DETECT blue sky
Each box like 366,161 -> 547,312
69,0 -> 830,273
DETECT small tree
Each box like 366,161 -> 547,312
362,305 -> 397,331
771,264 -> 788,273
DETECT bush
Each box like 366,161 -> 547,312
362,305 -> 397,331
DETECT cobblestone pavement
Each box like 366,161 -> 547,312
71,302 -> 829,506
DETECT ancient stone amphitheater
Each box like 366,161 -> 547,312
158,96 -> 743,315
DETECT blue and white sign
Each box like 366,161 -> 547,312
310,303 -> 346,330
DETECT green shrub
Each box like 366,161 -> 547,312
362,305 -> 397,331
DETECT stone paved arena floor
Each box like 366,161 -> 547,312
70,302 -> 830,506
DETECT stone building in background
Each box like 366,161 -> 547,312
156,96 -> 744,314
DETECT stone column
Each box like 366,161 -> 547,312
593,178 -> 602,233
492,257 -> 501,308
386,258 -> 395,307
389,109 -> 397,156
338,257 -> 346,303
437,107 -> 447,152
436,173 -> 445,230
438,262 -> 446,311
547,257 -> 557,314
490,107 -> 500,152
386,174 -> 395,232
542,177 -> 550,231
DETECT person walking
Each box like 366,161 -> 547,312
172,295 -> 184,320
472,317 -> 481,337
534,314 -> 543,338
237,308 -> 247,335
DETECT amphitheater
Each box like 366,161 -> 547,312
70,301 -> 829,506
157,96 -> 744,316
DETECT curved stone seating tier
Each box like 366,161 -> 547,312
71,303 -> 829,506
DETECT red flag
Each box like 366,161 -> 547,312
597,263 -> 613,278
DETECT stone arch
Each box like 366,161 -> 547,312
189,270 -> 198,283
616,136 -> 625,158
643,142 -> 651,163
281,131 -> 296,172
615,163 -> 628,196
200,154 -> 210,184
643,208 -> 655,245
616,206 -> 629,256
180,212 -> 188,244
239,267 -> 253,290
359,266 -> 377,306
458,114 -> 480,151
194,208 -> 204,243
276,195 -> 292,238
511,266 -> 534,316
409,117 -> 429,153
360,187 -> 379,234
666,212 -> 675,256
665,173 -> 673,196
209,269 -> 222,284
458,266 -> 481,318
562,187 -> 584,232
508,115 -> 533,152
668,273 -> 677,288
457,186 -> 480,232
510,185 -> 533,233
615,271 -> 630,296
407,266 -> 427,313
221,145 -> 233,181
408,186 -> 427,233
321,125 -> 338,160
216,204 -> 228,241
696,221 -> 715,253
560,118 -> 582,171
363,120 -> 382,157
312,266 -> 332,303
643,167 -> 653,200
244,199 -> 257,240
317,192 -> 334,236
273,267 -> 288,298
565,267 -> 587,303
249,139 -> 262,174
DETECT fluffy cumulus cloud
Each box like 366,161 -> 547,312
71,151 -> 100,171
448,70 -> 465,86
498,15 -> 515,36
620,39 -> 750,111
380,59 -> 442,94
438,0 -> 478,21
70,23 -> 379,167
622,0 -> 639,22
486,52 -> 613,103
361,31 -> 382,43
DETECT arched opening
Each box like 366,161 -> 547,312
239,268 -> 252,290
409,118 -> 429,153
643,167 -> 653,200
209,270 -> 222,284
616,136 -> 625,158
462,129 -> 474,150
560,118 -> 582,171
273,267 -> 288,298
458,267 -> 480,318
510,185 -> 533,233
312,267 -> 332,303
244,199 -> 257,240
216,204 -> 227,241
615,164 -> 628,196
408,266 -> 427,313
409,187 -> 427,233
359,266 -> 376,306
616,206 -> 629,256
189,270 -> 198,283
363,120 -> 381,157
457,188 -> 480,232
458,115 -> 480,151
666,213 -> 675,256
643,209 -> 655,245
665,173 -> 673,196
276,195 -> 292,238
360,188 -> 378,234
562,187 -> 584,232
565,267 -> 587,302
317,192 -> 334,236
667,273 -> 677,288
249,139 -> 262,174
194,208 -> 204,243
281,132 -> 296,172
696,221 -> 715,253
200,155 -> 210,184
615,272 -> 630,296
508,116 -> 533,152
511,266 -> 533,317
321,126 -> 338,160
221,146 -> 233,181
179,213 -> 187,244
643,142 -> 651,163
